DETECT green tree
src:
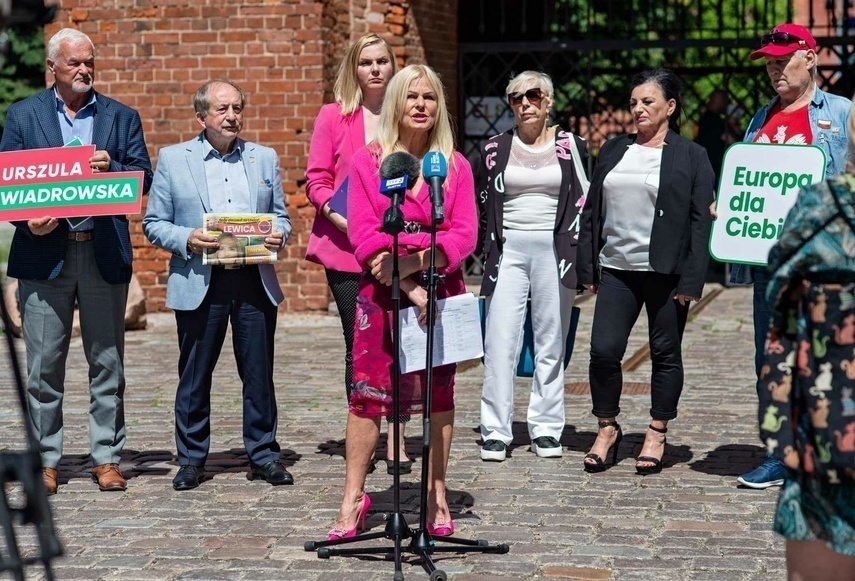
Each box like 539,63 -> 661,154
1,26 -> 46,133
547,0 -> 792,140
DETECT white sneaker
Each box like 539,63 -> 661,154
480,439 -> 507,461
531,436 -> 563,458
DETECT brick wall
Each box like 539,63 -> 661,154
46,0 -> 458,313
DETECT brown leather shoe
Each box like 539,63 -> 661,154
42,468 -> 58,495
91,463 -> 127,491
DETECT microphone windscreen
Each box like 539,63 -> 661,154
379,151 -> 421,185
422,151 -> 448,181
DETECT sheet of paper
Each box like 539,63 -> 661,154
396,292 -> 484,374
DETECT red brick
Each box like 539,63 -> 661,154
50,0 -> 457,313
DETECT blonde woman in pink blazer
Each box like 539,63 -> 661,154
305,34 -> 412,474
327,64 -> 478,540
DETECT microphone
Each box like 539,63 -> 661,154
379,152 -> 420,196
422,151 -> 448,224
379,152 -> 419,234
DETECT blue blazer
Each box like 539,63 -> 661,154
0,88 -> 153,285
142,133 -> 291,311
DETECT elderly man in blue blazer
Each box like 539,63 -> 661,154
143,78 -> 293,490
0,28 -> 152,495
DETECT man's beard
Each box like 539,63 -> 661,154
72,78 -> 93,93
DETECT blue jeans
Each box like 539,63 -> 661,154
752,266 -> 771,395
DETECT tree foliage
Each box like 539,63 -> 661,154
1,26 -> 46,133
546,0 -> 792,138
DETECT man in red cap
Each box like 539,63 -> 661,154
731,23 -> 851,489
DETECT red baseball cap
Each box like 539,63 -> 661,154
750,23 -> 816,60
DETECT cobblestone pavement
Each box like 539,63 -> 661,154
0,285 -> 786,580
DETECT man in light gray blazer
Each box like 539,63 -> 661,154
143,79 -> 293,490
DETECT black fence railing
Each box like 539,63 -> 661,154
460,0 -> 853,43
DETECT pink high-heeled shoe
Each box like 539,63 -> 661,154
427,519 -> 454,537
327,493 -> 372,540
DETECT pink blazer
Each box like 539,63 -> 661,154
347,147 -> 478,275
305,103 -> 365,272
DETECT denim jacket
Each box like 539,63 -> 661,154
729,86 -> 852,284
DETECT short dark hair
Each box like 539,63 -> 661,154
193,79 -> 246,116
631,67 -> 683,131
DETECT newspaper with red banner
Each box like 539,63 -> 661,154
202,213 -> 277,268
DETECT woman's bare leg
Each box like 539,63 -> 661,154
426,409 -> 454,524
332,413 -> 381,531
386,419 -> 410,463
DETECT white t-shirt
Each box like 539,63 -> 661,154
599,143 -> 663,270
502,136 -> 561,231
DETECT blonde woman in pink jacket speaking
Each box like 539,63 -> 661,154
327,64 -> 477,540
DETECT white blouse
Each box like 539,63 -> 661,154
599,143 -> 662,270
502,136 -> 561,231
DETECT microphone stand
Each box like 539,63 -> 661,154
0,281 -> 63,580
306,190 -> 412,579
406,196 -> 508,580
307,187 -> 509,581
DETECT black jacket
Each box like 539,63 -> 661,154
477,128 -> 590,296
577,130 -> 715,298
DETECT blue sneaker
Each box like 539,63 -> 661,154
737,456 -> 786,489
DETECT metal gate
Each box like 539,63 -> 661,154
458,1 -> 855,279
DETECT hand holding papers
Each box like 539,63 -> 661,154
396,293 -> 484,374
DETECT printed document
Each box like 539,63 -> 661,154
397,292 -> 483,374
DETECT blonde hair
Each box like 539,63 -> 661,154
506,70 -> 554,110
375,64 -> 455,167
333,33 -> 398,116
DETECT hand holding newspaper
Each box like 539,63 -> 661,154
202,213 -> 278,269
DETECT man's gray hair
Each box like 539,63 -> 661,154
193,79 -> 246,116
47,28 -> 94,62
794,49 -> 817,76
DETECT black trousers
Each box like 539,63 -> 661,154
325,268 -> 409,424
174,267 -> 279,467
589,268 -> 690,421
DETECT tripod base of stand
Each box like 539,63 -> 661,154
305,516 -> 509,580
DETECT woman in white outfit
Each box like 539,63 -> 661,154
477,71 -> 589,461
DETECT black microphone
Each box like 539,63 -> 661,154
379,152 -> 420,234
379,152 -> 420,193
422,151 -> 448,224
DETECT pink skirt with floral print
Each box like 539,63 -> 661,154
349,271 -> 466,418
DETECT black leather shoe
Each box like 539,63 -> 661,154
172,465 -> 204,491
248,460 -> 294,485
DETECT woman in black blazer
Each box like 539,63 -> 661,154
577,68 -> 715,474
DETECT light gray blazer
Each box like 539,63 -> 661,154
143,133 -> 291,311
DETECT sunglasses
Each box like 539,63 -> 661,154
507,88 -> 544,106
760,32 -> 808,47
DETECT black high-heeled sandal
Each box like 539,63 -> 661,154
635,424 -> 668,475
583,420 -> 623,473
384,458 -> 413,475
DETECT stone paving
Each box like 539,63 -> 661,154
0,285 -> 787,580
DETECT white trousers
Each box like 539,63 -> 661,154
480,229 -> 574,444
